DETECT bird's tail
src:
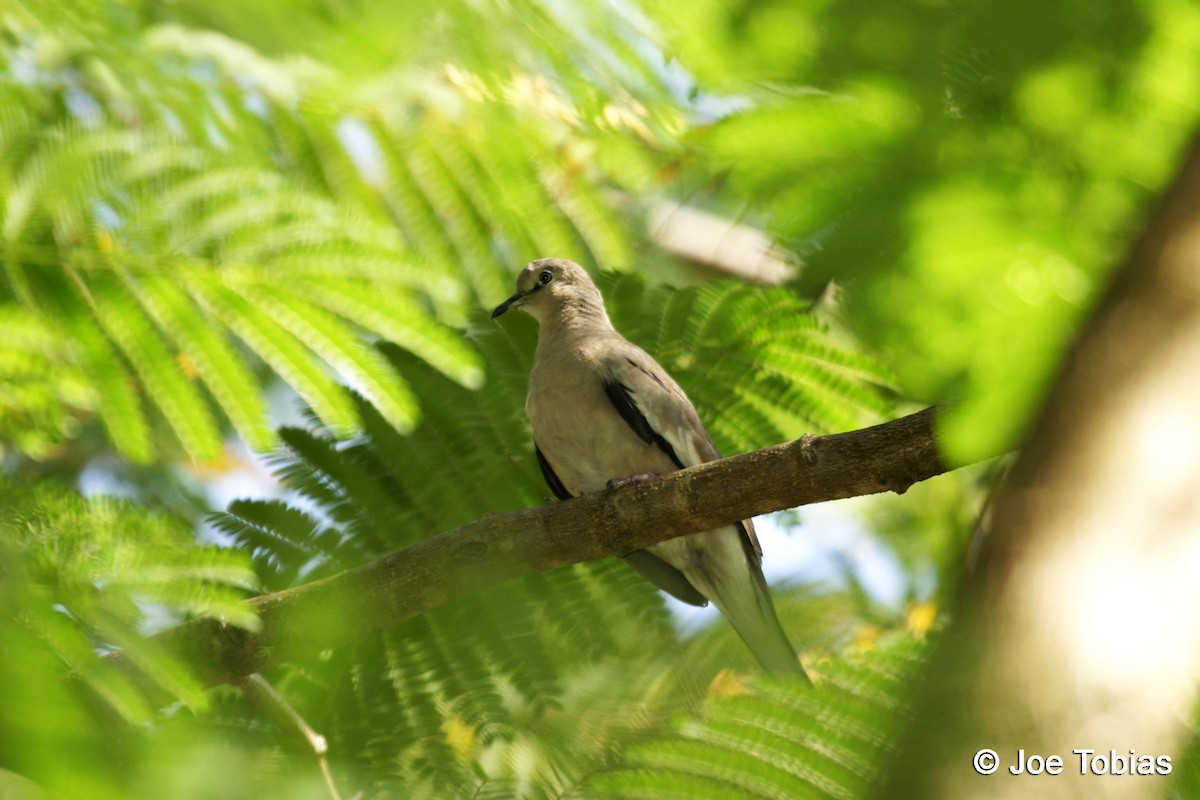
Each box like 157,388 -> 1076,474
718,569 -> 807,677
700,528 -> 808,678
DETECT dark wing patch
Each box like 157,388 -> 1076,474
535,443 -> 572,501
602,378 -> 686,470
621,551 -> 708,606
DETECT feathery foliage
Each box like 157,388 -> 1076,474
0,3 -> 668,464
649,0 -> 1200,461
0,306 -> 93,458
581,637 -> 924,800
0,476 -> 258,796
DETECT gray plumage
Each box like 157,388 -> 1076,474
492,258 -> 805,676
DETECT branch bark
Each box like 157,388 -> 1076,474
126,406 -> 948,690
882,134 -> 1200,798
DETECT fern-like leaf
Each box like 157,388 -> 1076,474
602,274 -> 893,451
0,477 -> 258,721
581,638 -> 924,800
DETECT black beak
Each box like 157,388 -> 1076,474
491,292 -> 523,319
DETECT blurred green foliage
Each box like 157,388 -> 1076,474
2,0 -> 1199,796
582,636 -> 924,799
0,476 -> 259,798
655,0 -> 1200,461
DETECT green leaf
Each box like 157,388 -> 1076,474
126,270 -> 274,451
25,269 -> 155,463
244,282 -> 420,433
184,273 -> 360,437
285,275 -> 485,390
87,273 -> 224,462
0,478 -> 258,721
583,638 -> 924,800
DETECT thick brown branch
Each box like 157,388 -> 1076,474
130,406 -> 948,690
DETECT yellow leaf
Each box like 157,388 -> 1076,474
799,652 -> 824,685
442,715 -> 476,762
850,624 -> 883,653
176,351 -> 200,380
706,668 -> 750,700
185,444 -> 239,476
906,601 -> 937,639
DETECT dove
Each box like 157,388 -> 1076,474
493,258 -> 804,675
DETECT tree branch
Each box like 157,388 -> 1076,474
125,406 -> 948,691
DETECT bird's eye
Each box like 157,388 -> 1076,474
538,269 -> 553,285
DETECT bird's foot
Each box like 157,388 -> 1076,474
606,473 -> 658,491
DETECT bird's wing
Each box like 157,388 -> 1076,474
621,550 -> 710,606
602,346 -> 763,566
535,442 -> 572,501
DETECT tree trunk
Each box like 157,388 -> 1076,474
882,134 -> 1200,799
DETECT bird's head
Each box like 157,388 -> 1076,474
491,258 -> 607,324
